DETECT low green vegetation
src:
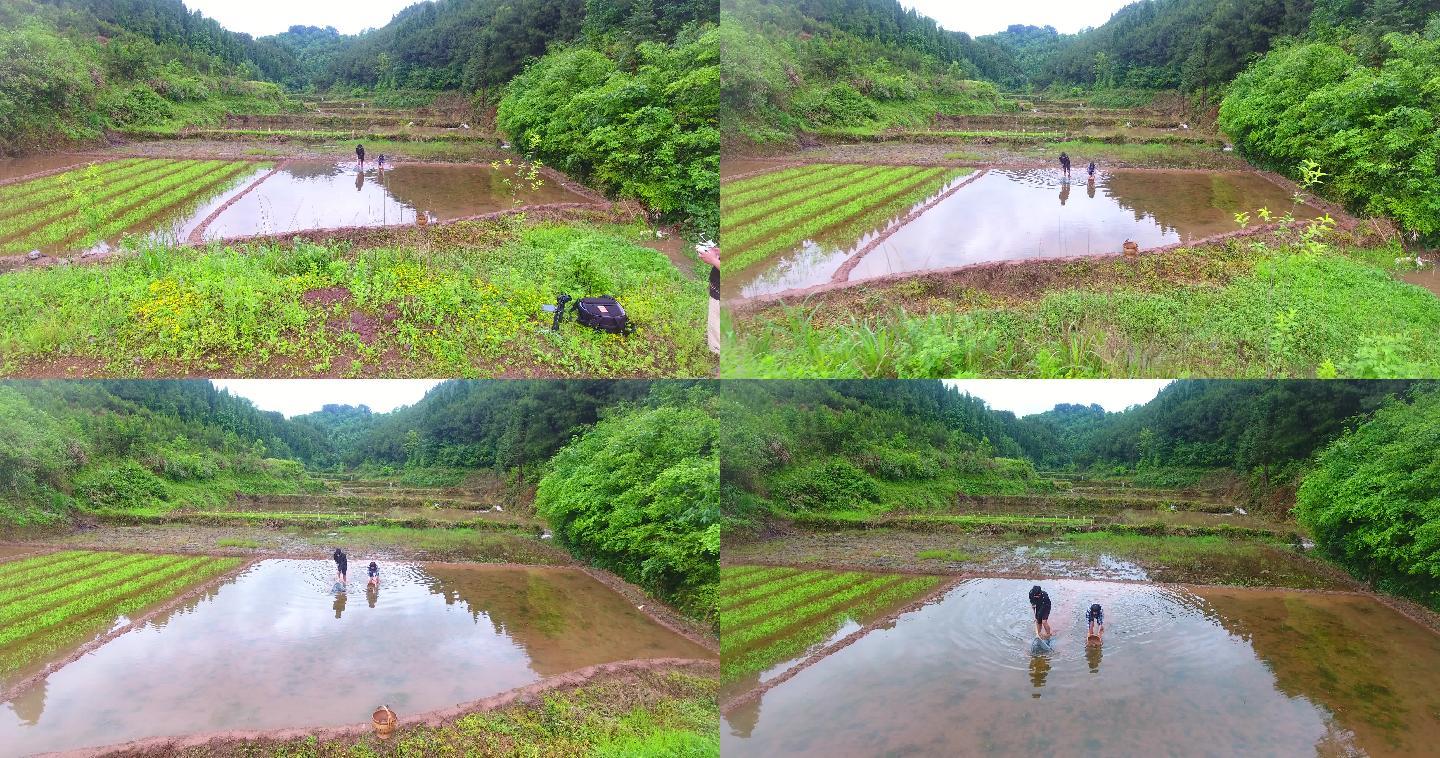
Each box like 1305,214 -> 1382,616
724,241 -> 1440,379
0,220 -> 711,377
0,0 -> 295,153
1297,387 -> 1440,610
498,25 -> 719,239
0,550 -> 242,681
538,384 -> 719,623
720,164 -> 966,274
0,159 -> 259,255
721,0 -> 1007,146
720,381 -> 1054,526
1220,33 -> 1440,240
328,526 -> 569,565
916,549 -> 971,562
215,537 -> 261,549
247,668 -> 717,758
718,565 -> 942,684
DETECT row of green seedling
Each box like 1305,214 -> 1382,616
722,164 -> 869,213
724,165 -> 924,253
721,573 -> 908,655
719,566 -> 798,594
0,558 -> 241,679
725,167 -> 954,273
0,160 -> 187,241
0,554 -> 196,636
724,165 -> 897,231
1,551 -> 124,586
0,552 -> 156,606
817,169 -> 969,252
720,571 -> 868,634
86,161 -> 257,245
0,159 -> 153,216
722,575 -> 942,683
7,161 -> 235,253
719,569 -> 836,613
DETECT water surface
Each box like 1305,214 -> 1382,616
724,578 -> 1440,757
732,169 -> 1320,298
1,560 -> 707,754
200,161 -> 584,239
0,156 -> 92,181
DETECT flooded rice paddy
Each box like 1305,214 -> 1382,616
0,155 -> 93,182
1,559 -> 708,754
1400,267 -> 1440,297
197,161 -> 585,240
724,578 -> 1440,757
733,168 -> 1321,298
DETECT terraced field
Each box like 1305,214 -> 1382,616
0,550 -> 243,685
720,163 -> 969,281
0,159 -> 262,256
719,565 -> 943,688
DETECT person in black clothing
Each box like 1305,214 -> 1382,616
1086,603 -> 1105,643
355,143 -> 366,165
333,548 -> 348,587
1087,160 -> 1097,178
698,245 -> 720,356
1029,585 -> 1053,639
1059,152 -> 1071,178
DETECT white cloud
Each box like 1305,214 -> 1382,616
898,0 -> 1134,36
211,380 -> 441,417
944,380 -> 1172,417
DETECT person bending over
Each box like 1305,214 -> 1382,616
1087,603 -> 1105,642
367,561 -> 380,588
1029,585 -> 1053,639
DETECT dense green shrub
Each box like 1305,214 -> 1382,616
1296,389 -> 1440,610
770,459 -> 880,512
536,386 -> 719,622
1219,34 -> 1440,238
73,461 -> 168,509
497,25 -> 719,238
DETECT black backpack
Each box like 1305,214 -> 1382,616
574,296 -> 634,335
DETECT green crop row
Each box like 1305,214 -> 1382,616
816,168 -> 969,252
0,160 -> 188,241
901,514 -> 1093,526
723,166 -> 923,253
0,556 -> 241,679
721,573 -> 904,654
721,164 -> 867,213
719,566 -> 797,593
0,159 -> 149,208
86,162 -> 256,244
720,571 -> 867,634
3,160 -> 234,253
723,165 -> 893,232
721,575 -> 942,683
0,160 -> 157,220
717,565 -> 769,585
725,167 -> 952,273
721,164 -> 827,196
0,552 -> 155,606
720,570 -> 835,616
0,554 -> 190,630
2,551 -> 118,586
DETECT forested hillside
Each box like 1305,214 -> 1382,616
720,380 -> 1048,524
720,0 -> 1007,144
0,380 -> 316,526
0,0 -> 293,153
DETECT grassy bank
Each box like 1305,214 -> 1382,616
1,219 -> 711,377
189,667 -> 718,757
725,241 -> 1440,378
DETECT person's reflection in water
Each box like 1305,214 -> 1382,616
1087,175 -> 1096,199
11,678 -> 47,725
1086,640 -> 1103,673
355,167 -> 365,192
1029,650 -> 1051,698
1059,179 -> 1071,206
366,583 -> 379,609
333,590 -> 348,619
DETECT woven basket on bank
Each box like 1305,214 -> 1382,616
372,705 -> 398,740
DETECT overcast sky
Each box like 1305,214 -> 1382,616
945,380 -> 1171,417
212,380 -> 441,417
185,0 -> 417,37
899,0 -> 1134,36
